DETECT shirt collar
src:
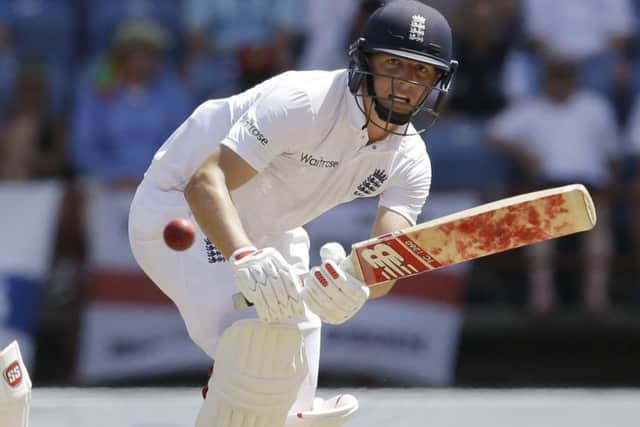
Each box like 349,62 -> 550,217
345,79 -> 368,131
342,72 -> 417,134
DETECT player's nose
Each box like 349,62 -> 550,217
392,78 -> 417,100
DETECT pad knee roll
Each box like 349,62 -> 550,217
196,320 -> 308,427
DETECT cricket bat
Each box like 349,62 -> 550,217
233,184 -> 596,310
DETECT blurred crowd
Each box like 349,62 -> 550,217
2,0 -> 640,349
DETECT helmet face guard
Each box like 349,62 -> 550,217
347,0 -> 458,135
349,40 -> 458,134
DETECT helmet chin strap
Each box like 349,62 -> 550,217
365,75 -> 413,126
373,101 -> 412,125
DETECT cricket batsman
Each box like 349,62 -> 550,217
128,1 -> 458,425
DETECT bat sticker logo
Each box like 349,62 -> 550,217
360,243 -> 419,280
4,361 -> 22,388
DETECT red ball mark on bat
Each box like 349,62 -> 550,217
314,271 -> 329,287
554,221 -> 570,233
545,195 -> 571,232
443,195 -> 571,260
545,194 -> 569,218
528,206 -> 541,226
440,223 -> 456,235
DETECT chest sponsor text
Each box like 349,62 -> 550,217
300,153 -> 340,168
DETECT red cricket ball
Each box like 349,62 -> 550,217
163,218 -> 196,251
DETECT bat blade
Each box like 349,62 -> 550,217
352,184 -> 596,287
232,184 -> 596,309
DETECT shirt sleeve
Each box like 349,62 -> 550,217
222,85 -> 313,171
379,150 -> 432,226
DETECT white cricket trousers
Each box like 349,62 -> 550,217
128,181 -> 321,412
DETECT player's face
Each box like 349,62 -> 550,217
368,54 -> 441,114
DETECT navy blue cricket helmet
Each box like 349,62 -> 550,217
348,0 -> 458,132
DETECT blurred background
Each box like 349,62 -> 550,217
1,0 -> 640,391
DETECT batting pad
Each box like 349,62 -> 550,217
196,319 -> 308,427
286,394 -> 359,427
0,341 -> 31,427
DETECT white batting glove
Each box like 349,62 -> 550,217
302,243 -> 370,325
229,246 -> 305,323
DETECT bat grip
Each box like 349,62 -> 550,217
231,255 -> 356,311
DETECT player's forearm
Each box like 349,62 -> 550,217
184,167 -> 252,259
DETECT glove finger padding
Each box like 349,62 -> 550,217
263,253 -> 291,305
270,254 -> 306,318
303,267 -> 334,309
318,262 -> 361,311
330,261 -> 370,303
258,259 -> 285,319
320,243 -> 370,302
302,243 -> 370,325
303,268 -> 348,324
230,246 -> 304,323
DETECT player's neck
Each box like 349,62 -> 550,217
366,124 -> 387,144
363,101 -> 399,143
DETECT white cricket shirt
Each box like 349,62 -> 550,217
144,69 -> 431,243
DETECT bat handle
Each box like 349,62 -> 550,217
233,292 -> 253,310
231,256 -> 356,311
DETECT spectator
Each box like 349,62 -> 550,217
0,62 -> 67,180
70,21 -> 191,187
448,0 -> 516,117
346,0 -> 385,46
297,0 -> 362,71
625,90 -> 640,279
0,21 -> 16,119
84,0 -> 184,60
488,57 -> 620,315
183,0 -> 305,101
504,0 -> 636,103
5,0 -> 79,115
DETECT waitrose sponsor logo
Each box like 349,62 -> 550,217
300,153 -> 340,168
240,116 -> 269,145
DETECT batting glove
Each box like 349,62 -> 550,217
302,243 -> 370,325
229,246 -> 305,323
